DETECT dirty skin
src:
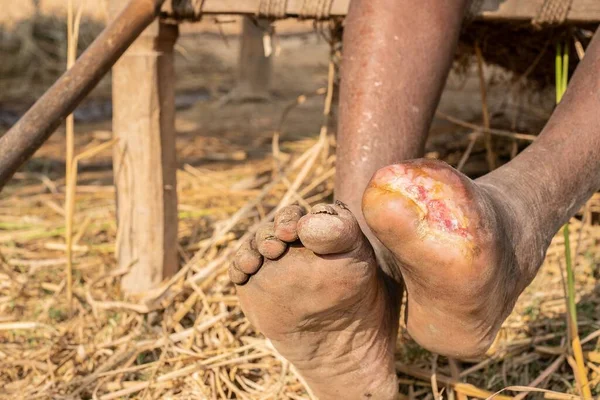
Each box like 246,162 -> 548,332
230,0 -> 600,398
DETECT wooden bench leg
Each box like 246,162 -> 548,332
110,1 -> 179,293
237,17 -> 273,100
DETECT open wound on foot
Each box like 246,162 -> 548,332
373,164 -> 472,241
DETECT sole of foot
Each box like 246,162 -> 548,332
230,202 -> 399,400
363,159 -> 536,359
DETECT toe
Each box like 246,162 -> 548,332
229,262 -> 249,285
255,223 -> 287,259
274,205 -> 305,242
297,200 -> 364,255
234,239 -> 263,274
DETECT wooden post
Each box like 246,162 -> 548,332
110,1 -> 179,293
233,17 -> 273,101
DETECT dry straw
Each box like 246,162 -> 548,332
1,15 -> 600,400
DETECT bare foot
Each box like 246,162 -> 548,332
363,159 -> 544,358
230,202 -> 399,400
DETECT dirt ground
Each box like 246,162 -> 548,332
1,5 -> 600,400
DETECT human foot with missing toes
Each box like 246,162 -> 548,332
230,203 -> 399,400
359,24 -> 600,358
362,159 -> 544,358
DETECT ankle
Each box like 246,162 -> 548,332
477,179 -> 549,286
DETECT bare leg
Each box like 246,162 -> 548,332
363,29 -> 600,357
336,0 -> 469,282
479,29 -> 600,266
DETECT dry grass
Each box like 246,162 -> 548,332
2,12 -> 600,400
0,132 -> 336,399
2,109 -> 600,399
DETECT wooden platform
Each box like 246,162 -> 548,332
162,0 -> 600,23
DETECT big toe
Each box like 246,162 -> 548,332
297,200 -> 365,255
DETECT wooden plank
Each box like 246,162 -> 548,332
162,0 -> 600,23
479,0 -> 600,22
110,0 -> 179,293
